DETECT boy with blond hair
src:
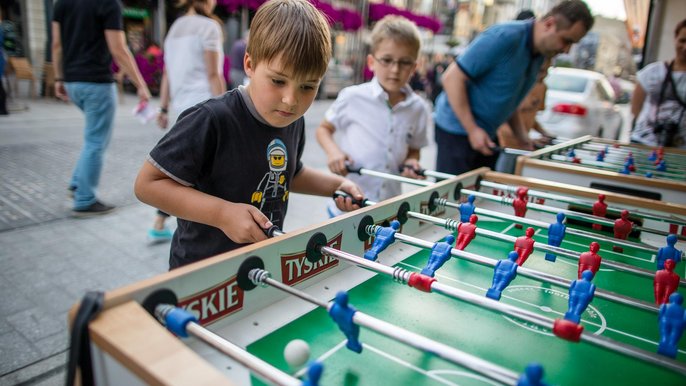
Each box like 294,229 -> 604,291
316,15 -> 430,216
135,0 -> 363,269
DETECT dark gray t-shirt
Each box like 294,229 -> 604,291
149,88 -> 305,269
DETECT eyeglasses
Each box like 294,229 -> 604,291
372,55 -> 416,70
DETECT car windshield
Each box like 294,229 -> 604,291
546,74 -> 589,93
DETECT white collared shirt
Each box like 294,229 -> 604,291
325,77 -> 430,202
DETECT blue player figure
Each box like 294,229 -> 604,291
364,220 -> 400,261
566,148 -> 576,158
564,270 -> 596,324
618,164 -> 631,175
657,234 -> 682,270
303,361 -> 323,386
517,363 -> 548,386
657,292 -> 686,358
649,150 -> 657,161
459,195 -> 476,223
329,291 -> 362,353
645,171 -> 653,178
656,159 -> 667,171
595,150 -> 605,162
420,235 -> 456,277
486,251 -> 519,301
545,212 -> 567,262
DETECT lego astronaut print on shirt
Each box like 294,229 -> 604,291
251,138 -> 289,222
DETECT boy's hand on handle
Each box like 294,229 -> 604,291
218,203 -> 271,244
327,149 -> 351,176
467,127 -> 497,156
333,180 -> 364,212
400,159 -> 425,180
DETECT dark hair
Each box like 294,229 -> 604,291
516,10 -> 535,21
544,0 -> 594,32
676,19 -> 686,37
176,0 -> 212,18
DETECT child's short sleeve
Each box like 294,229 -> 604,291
407,100 -> 431,149
149,105 -> 218,186
202,20 -> 223,52
324,87 -> 352,130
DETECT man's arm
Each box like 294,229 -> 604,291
442,62 -> 496,155
50,21 -> 68,101
315,119 -> 349,175
104,29 -> 151,103
506,111 -> 533,150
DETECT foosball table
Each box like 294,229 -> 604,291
514,135 -> 686,205
73,168 -> 686,385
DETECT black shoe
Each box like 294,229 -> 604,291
68,185 -> 77,199
72,201 -> 116,218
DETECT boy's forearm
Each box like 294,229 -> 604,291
315,123 -> 340,156
134,163 -> 228,228
405,148 -> 421,161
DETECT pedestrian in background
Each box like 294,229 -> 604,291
433,0 -> 592,175
229,31 -> 248,89
148,0 -> 227,242
52,0 -> 151,216
315,15 -> 429,217
630,18 -> 686,149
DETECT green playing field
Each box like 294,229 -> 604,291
247,219 -> 685,385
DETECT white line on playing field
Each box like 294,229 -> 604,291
398,262 -> 685,354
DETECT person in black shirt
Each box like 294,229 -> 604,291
134,0 -> 363,269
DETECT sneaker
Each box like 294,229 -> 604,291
67,185 -> 77,199
147,228 -> 173,243
72,201 -> 116,218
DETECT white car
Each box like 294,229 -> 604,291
537,67 -> 623,140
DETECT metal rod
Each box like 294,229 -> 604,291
388,227 -> 659,313
250,268 -> 519,385
406,211 -> 686,287
314,247 -> 686,375
477,180 -> 686,227
155,305 -> 301,386
461,188 -> 681,240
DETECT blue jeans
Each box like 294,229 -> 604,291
65,82 -> 117,209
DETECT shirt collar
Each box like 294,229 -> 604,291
370,76 -> 415,105
525,20 -> 540,59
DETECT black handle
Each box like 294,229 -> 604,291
333,190 -> 368,207
399,164 -> 426,176
345,164 -> 362,174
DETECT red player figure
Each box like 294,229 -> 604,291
612,210 -> 633,253
456,214 -> 478,250
577,241 -> 602,279
592,194 -> 607,230
654,259 -> 680,305
512,186 -> 529,229
514,227 -> 536,266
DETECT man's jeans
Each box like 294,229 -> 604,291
65,82 -> 117,210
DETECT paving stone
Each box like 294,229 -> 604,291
0,331 -> 41,375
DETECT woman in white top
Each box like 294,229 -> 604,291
630,18 -> 686,148
149,0 -> 226,242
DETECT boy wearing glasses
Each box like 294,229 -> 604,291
135,0 -> 363,269
316,15 -> 430,216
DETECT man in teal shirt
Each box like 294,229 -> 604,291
434,0 -> 593,175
